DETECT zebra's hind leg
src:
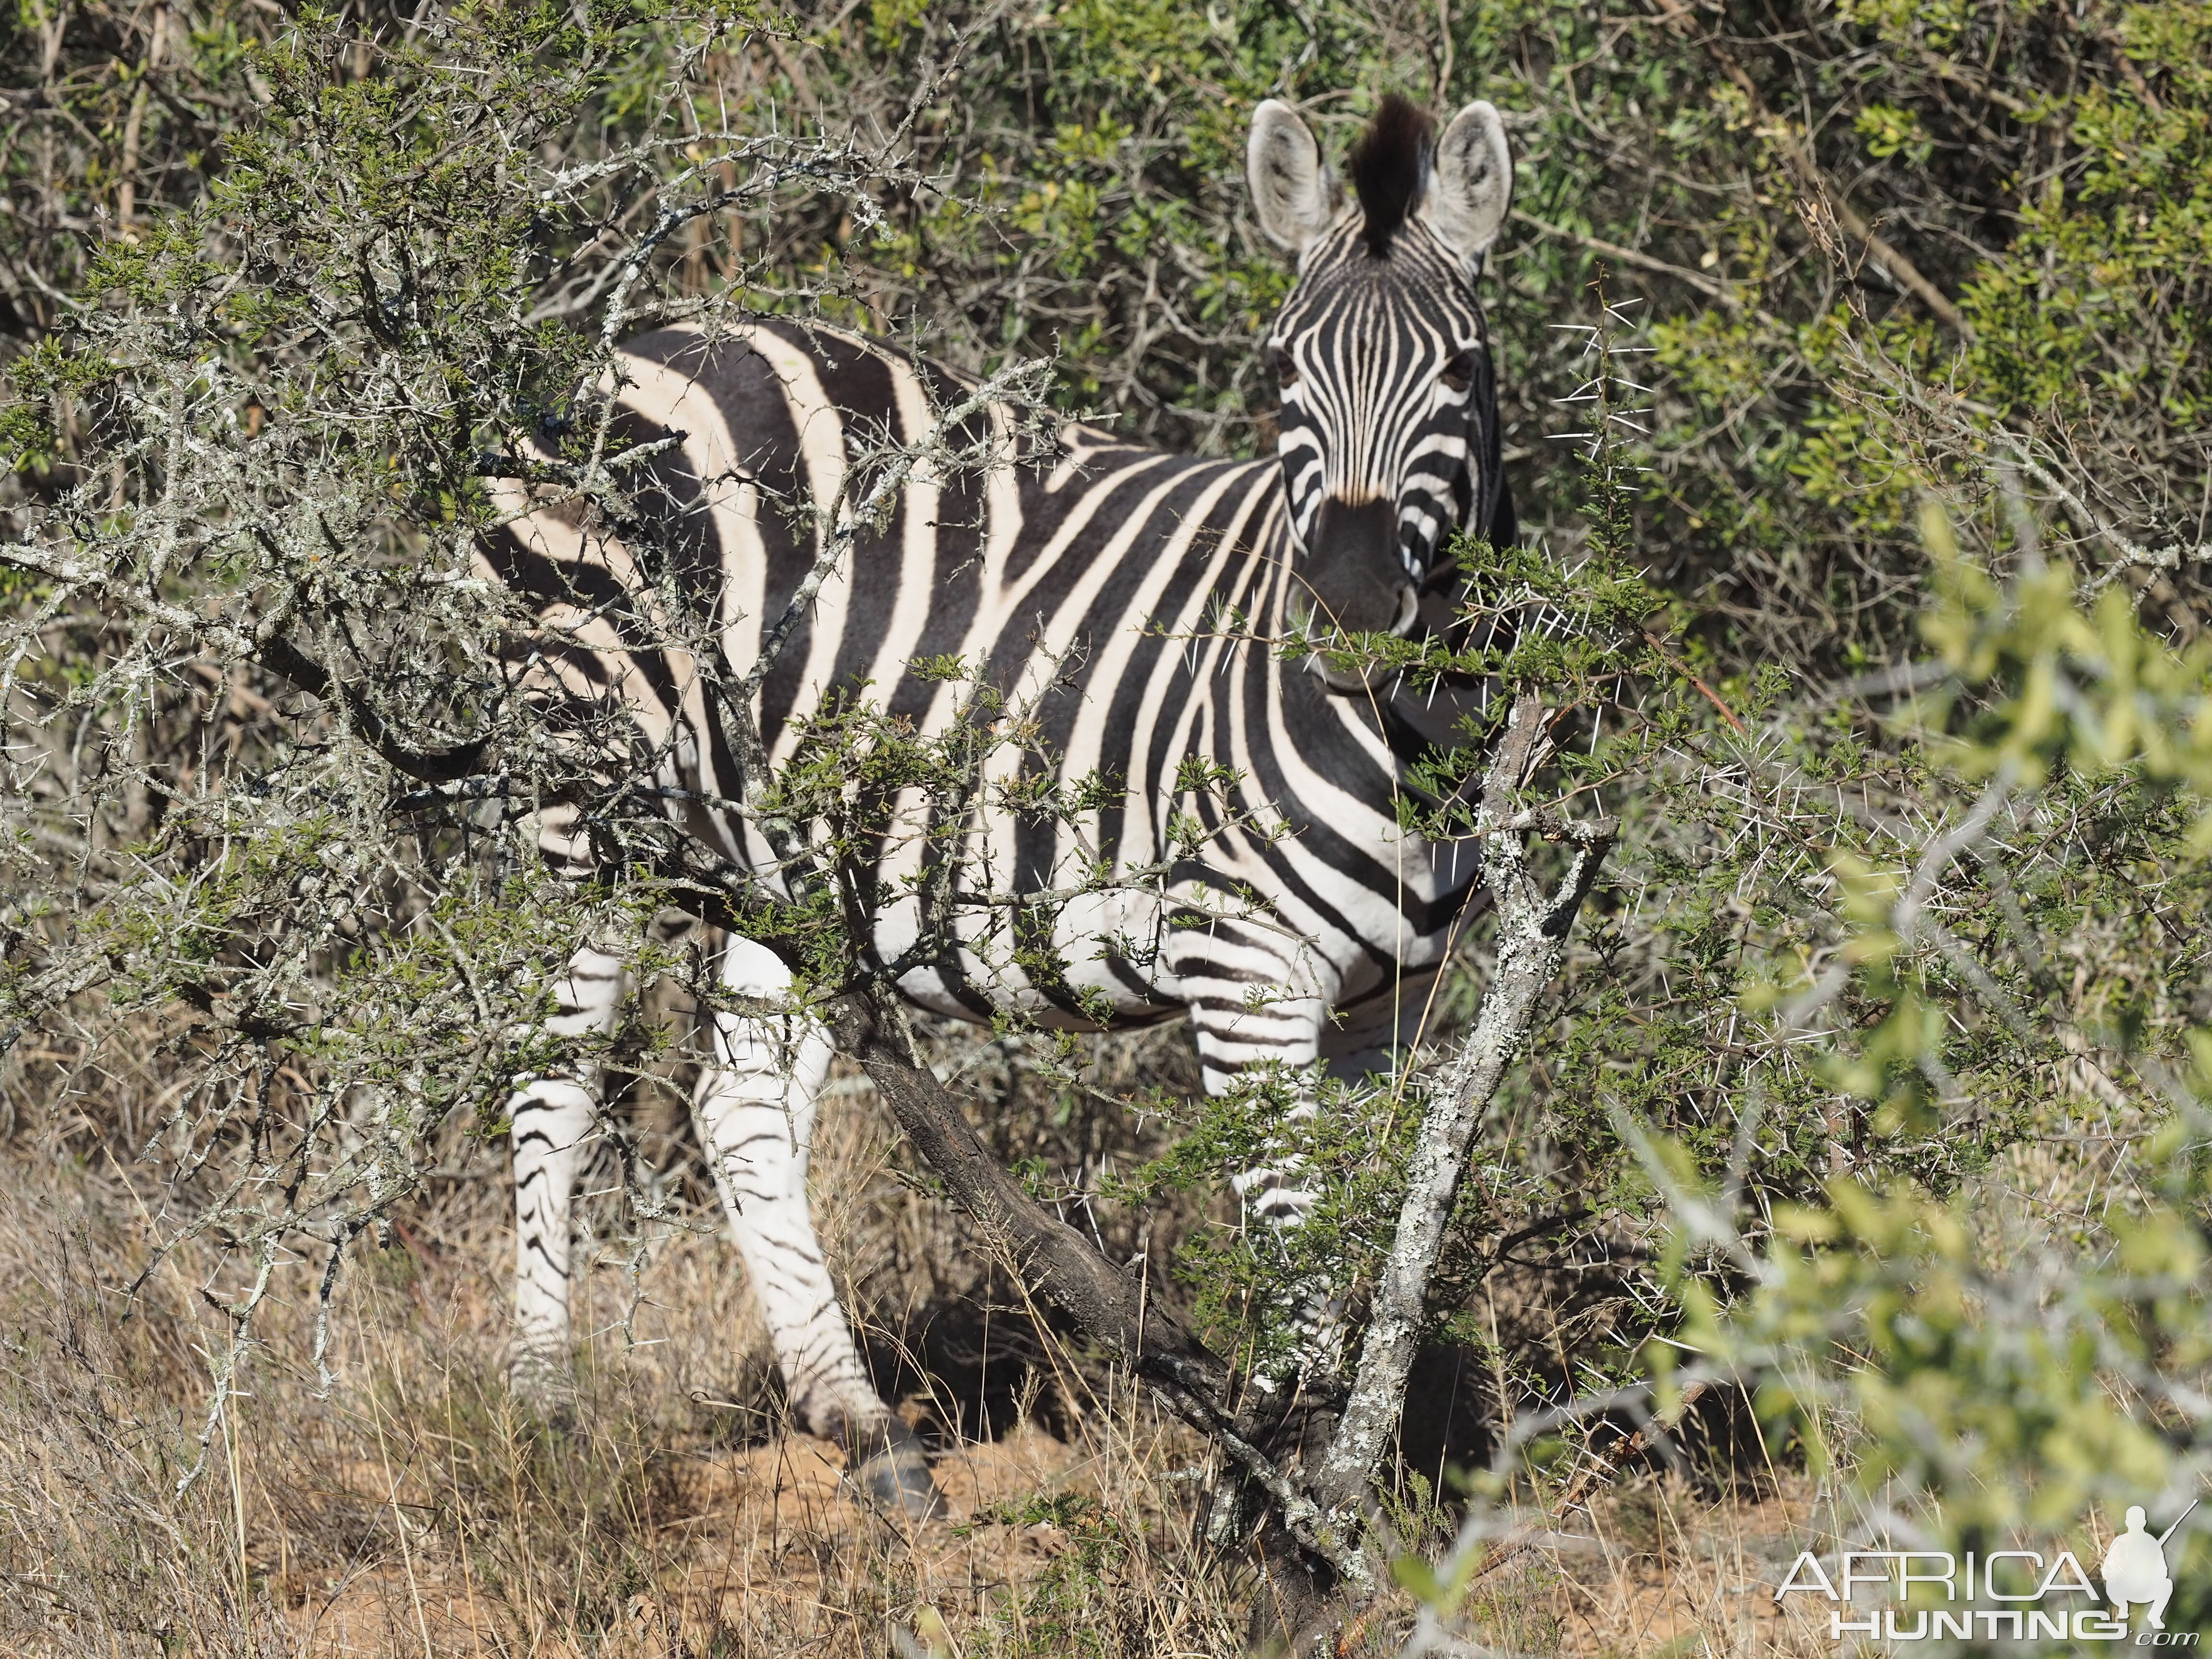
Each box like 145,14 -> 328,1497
693,936 -> 945,1522
1173,944 -> 1357,1548
508,943 -> 631,1415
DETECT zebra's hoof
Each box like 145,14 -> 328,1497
853,1441 -> 947,1520
841,1417 -> 947,1521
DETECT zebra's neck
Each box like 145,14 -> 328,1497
965,422 -> 1480,1005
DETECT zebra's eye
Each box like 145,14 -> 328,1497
1439,354 -> 1474,395
1273,349 -> 1299,390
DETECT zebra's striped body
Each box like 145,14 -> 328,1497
491,94 -> 1518,1517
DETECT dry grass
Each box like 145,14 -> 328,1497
0,1021 -> 1841,1659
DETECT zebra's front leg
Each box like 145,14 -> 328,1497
1175,939 -> 1347,1387
509,943 -> 630,1412
693,936 -> 945,1521
1178,957 -> 1356,1558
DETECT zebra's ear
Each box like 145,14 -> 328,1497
1424,101 -> 1513,268
1248,99 -> 1336,256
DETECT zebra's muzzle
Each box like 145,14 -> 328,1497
1298,496 -> 1419,636
1294,495 -> 1419,688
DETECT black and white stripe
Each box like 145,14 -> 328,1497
488,94 -> 1520,1515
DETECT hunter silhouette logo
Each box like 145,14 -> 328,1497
2107,1502 -> 2196,1632
1775,1496 -> 2202,1644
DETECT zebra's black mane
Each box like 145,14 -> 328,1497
1347,94 -> 1434,258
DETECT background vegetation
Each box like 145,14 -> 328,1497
2,0 -> 2209,1651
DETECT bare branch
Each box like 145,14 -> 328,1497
1313,694 -> 1617,1517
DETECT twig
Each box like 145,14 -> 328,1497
1512,209 -> 1761,317
742,358 -> 1045,703
1643,631 -> 1744,733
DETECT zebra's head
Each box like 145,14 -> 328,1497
1248,94 -> 1512,669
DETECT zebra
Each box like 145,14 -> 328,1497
487,92 -> 1518,1520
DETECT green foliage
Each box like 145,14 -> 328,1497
1922,510 -> 2212,804
1609,521 -> 2212,1625
1679,1174 -> 2209,1526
